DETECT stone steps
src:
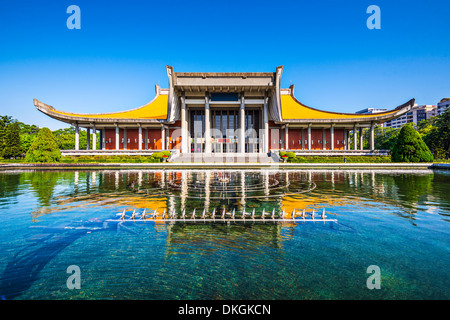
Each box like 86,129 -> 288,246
172,153 -> 275,163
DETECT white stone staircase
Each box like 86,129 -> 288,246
171,153 -> 275,164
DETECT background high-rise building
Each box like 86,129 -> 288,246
384,104 -> 437,129
355,108 -> 388,127
437,98 -> 450,116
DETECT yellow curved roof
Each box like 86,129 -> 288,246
281,94 -> 398,120
50,94 -> 168,120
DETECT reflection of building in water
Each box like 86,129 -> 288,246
51,170 -> 347,219
31,170 -> 169,219
30,169 -> 436,223
164,223 -> 288,258
281,170 -> 349,214
157,170 -> 320,216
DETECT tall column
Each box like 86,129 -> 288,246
181,93 -> 187,153
353,124 -> 357,151
204,93 -> 211,153
359,127 -> 363,150
307,124 -> 311,150
115,124 -> 119,150
145,128 -> 148,150
161,126 -> 166,150
322,128 -> 326,150
92,124 -> 96,151
330,125 -> 334,150
344,129 -> 347,150
99,129 -> 102,150
239,93 -> 245,153
347,130 -> 352,150
74,124 -> 79,150
263,95 -> 269,154
370,122 -> 375,150
86,128 -> 90,150
138,124 -> 142,150
102,128 -> 106,150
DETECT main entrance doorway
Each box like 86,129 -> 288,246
211,109 -> 238,153
189,108 -> 260,153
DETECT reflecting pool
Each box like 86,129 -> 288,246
0,169 -> 449,300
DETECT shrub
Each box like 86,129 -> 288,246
279,151 -> 287,157
25,128 -> 61,163
59,155 -> 158,163
151,152 -> 163,159
151,152 -> 164,162
391,124 -> 434,162
286,151 -> 296,158
162,150 -> 171,157
286,155 -> 392,163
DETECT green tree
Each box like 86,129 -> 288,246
417,117 -> 435,138
418,117 -> 441,158
25,127 -> 62,163
0,115 -> 13,155
417,109 -> 450,159
378,127 -> 400,151
18,122 -> 40,135
18,121 -> 40,152
20,133 -> 37,153
391,123 -> 434,162
363,126 -> 400,150
53,127 -> 90,150
53,127 -> 76,149
2,122 -> 23,159
434,108 -> 450,159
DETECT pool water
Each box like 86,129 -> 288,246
0,169 -> 449,300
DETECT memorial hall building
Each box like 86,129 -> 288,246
34,66 -> 414,156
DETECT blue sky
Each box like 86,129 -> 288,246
0,0 -> 449,130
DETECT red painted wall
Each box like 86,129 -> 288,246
270,127 -> 346,151
310,129 -> 321,150
310,129 -> 344,150
147,129 -> 162,150
126,129 -> 139,150
104,128 -> 165,150
104,129 -> 116,150
104,129 -> 140,150
286,128 -> 345,150
334,128 -> 345,150
288,128 -> 303,150
104,128 -> 128,150
102,126 -> 348,151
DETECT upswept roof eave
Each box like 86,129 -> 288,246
281,91 -> 415,124
34,102 -> 165,125
33,92 -> 169,124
